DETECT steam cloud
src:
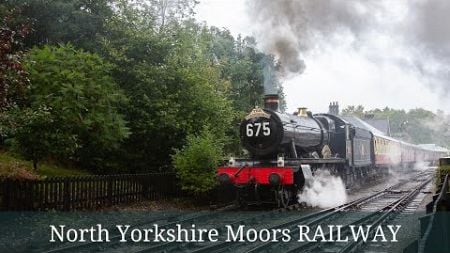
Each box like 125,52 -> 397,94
413,160 -> 431,171
297,170 -> 347,208
247,0 -> 450,98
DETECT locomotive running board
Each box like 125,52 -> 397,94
290,158 -> 346,164
229,158 -> 346,167
230,158 -> 346,165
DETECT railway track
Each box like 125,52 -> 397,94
238,173 -> 432,253
42,171 -> 433,253
281,178 -> 430,253
123,173 -> 432,253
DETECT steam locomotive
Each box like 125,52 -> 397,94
217,95 -> 449,207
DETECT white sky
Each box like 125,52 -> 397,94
195,0 -> 449,114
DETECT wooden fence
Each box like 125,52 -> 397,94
0,173 -> 186,211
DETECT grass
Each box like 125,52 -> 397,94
0,151 -> 90,178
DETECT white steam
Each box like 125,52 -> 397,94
297,170 -> 347,208
413,160 -> 431,171
247,0 -> 450,101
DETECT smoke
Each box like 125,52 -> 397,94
247,0 -> 450,99
247,0 -> 378,76
409,0 -> 450,62
297,170 -> 347,208
401,0 -> 450,98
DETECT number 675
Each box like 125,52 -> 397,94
246,122 -> 270,137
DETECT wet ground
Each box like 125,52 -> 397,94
348,167 -> 436,211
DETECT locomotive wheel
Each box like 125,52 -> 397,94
276,187 -> 290,208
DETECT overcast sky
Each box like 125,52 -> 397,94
195,0 -> 450,114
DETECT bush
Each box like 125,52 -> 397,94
173,128 -> 223,194
436,164 -> 450,187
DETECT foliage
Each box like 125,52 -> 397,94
0,151 -> 89,178
0,0 -> 285,178
3,0 -> 114,51
341,105 -> 366,118
147,0 -> 198,31
436,164 -> 450,188
98,6 -> 238,172
342,105 -> 450,148
173,128 -> 222,194
13,45 -> 129,170
0,6 -> 31,115
206,29 -> 286,112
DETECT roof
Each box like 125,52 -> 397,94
341,116 -> 399,141
337,116 -> 449,153
418,144 -> 450,152
341,116 -> 385,135
364,118 -> 391,136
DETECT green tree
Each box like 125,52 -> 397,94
98,5 -> 237,172
344,105 -> 450,148
3,0 -> 114,51
14,44 -> 128,170
342,105 -> 365,117
148,0 -> 198,32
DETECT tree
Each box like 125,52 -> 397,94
341,105 -> 365,117
0,6 -> 31,145
14,44 -> 128,170
97,6 -> 237,172
3,0 -> 114,51
343,105 -> 450,148
148,0 -> 198,31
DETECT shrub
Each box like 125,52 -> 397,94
173,128 -> 223,194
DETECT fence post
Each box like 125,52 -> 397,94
107,176 -> 113,206
63,178 -> 70,211
142,175 -> 149,199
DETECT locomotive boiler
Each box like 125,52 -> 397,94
240,94 -> 329,158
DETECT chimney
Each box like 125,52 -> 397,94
328,101 -> 340,115
264,94 -> 279,111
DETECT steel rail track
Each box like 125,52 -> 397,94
339,178 -> 431,253
155,180 -> 411,253
281,177 -> 431,253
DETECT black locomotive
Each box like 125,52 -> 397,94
218,94 -> 448,207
